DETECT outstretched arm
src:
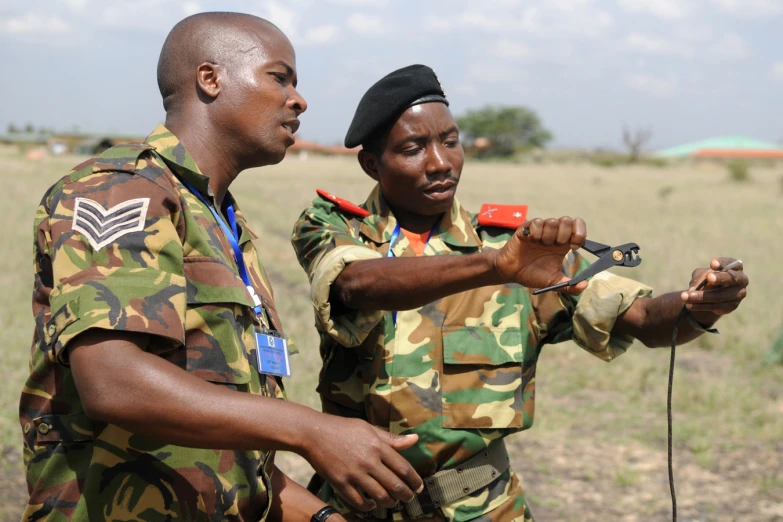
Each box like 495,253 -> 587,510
613,257 -> 748,348
333,216 -> 588,311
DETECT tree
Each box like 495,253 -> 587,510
622,126 -> 653,163
7,123 -> 19,134
457,106 -> 552,158
24,122 -> 35,133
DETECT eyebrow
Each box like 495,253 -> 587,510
399,126 -> 460,145
269,60 -> 297,87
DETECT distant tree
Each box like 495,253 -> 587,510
457,106 -> 553,158
24,122 -> 35,133
7,123 -> 19,133
622,126 -> 653,163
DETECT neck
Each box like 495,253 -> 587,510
386,200 -> 442,234
165,113 -> 241,206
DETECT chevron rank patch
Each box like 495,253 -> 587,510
72,197 -> 150,250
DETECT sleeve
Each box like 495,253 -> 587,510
534,251 -> 653,361
290,199 -> 383,347
45,171 -> 187,363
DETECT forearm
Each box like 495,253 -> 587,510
70,331 -> 321,454
614,292 -> 719,348
332,249 -> 505,311
268,466 -> 346,522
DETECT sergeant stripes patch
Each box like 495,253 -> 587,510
72,197 -> 150,251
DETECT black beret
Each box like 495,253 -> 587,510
344,64 -> 448,149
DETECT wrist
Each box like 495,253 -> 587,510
688,309 -> 719,328
311,505 -> 340,522
482,249 -> 509,285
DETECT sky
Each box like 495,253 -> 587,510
2,0 -> 782,150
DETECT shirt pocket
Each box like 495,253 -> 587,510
441,325 -> 525,429
182,257 -> 255,385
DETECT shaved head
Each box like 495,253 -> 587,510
157,12 -> 284,113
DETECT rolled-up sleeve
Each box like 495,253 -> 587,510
571,271 -> 653,361
291,201 -> 383,347
45,173 -> 186,362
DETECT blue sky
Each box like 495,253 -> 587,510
2,0 -> 782,150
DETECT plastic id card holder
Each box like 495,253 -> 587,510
255,332 -> 291,377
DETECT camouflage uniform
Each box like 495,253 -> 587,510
291,186 -> 652,522
20,124 -> 287,521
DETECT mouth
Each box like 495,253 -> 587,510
423,180 -> 457,194
281,119 -> 300,137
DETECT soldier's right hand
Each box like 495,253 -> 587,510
492,216 -> 588,295
301,416 -> 423,512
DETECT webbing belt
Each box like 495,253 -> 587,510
372,441 -> 510,520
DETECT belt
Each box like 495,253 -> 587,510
373,441 -> 510,520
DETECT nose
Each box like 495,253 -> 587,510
288,88 -> 307,115
425,143 -> 453,176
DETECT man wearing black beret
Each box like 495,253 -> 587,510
290,64 -> 748,521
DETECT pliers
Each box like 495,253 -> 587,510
529,237 -> 642,295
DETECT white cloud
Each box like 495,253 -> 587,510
625,73 -> 678,96
454,83 -> 477,95
711,33 -> 750,61
424,15 -> 453,32
469,62 -> 527,84
0,12 -> 73,36
302,25 -> 338,45
62,0 -> 88,11
181,1 -> 202,16
711,0 -> 783,18
771,63 -> 783,84
617,0 -> 688,19
494,39 -> 529,60
625,32 -> 692,57
327,0 -> 386,5
260,1 -> 299,38
346,13 -> 385,36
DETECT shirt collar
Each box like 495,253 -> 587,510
359,185 -> 481,251
145,124 -> 257,244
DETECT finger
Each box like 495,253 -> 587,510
370,464 -> 415,504
682,286 -> 747,304
711,257 -> 743,272
541,218 -> 559,246
687,270 -> 710,292
355,474 -> 398,510
524,218 -> 544,243
705,270 -> 748,288
562,279 -> 588,295
375,429 -> 418,451
554,216 -> 574,246
374,429 -> 423,493
685,300 -> 742,315
336,483 -> 377,512
571,218 -> 587,250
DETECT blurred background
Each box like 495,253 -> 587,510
2,1 -> 782,520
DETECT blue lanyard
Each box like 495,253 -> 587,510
180,179 -> 267,325
386,222 -> 435,325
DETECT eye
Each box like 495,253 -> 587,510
271,72 -> 287,84
444,138 -> 459,148
401,146 -> 422,156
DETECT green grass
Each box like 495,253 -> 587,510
2,148 -> 782,518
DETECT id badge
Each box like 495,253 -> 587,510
255,330 -> 291,377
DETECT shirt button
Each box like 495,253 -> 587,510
37,423 -> 51,435
23,423 -> 31,434
47,324 -> 56,337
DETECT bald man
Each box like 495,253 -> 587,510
20,13 -> 422,522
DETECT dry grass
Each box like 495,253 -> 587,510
2,149 -> 782,520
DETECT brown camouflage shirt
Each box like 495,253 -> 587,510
291,186 -> 652,521
20,125 -> 286,521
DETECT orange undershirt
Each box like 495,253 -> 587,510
401,229 -> 430,256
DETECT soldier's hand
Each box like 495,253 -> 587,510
492,216 -> 588,295
301,417 -> 423,512
681,257 -> 748,316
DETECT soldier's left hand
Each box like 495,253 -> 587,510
680,257 -> 748,316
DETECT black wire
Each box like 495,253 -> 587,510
669,280 -> 709,522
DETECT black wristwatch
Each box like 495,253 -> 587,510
311,506 -> 339,522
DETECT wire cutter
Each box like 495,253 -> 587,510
526,235 -> 642,295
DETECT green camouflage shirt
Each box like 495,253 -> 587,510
291,186 -> 652,521
21,125 -> 287,521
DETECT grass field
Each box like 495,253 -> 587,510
1,147 -> 782,521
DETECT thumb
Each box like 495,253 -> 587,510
553,275 -> 587,296
373,428 -> 418,450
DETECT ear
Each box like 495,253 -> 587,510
358,150 -> 380,181
196,63 -> 221,100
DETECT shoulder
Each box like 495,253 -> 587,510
294,189 -> 368,231
474,203 -> 529,244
